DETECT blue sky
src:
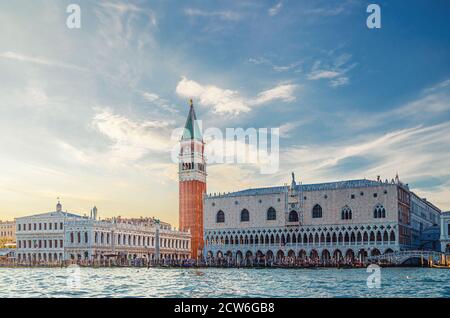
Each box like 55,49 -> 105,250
0,0 -> 449,224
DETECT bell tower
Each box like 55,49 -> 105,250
179,99 -> 206,259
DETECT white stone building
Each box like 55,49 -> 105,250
15,202 -> 191,262
410,192 -> 441,250
440,211 -> 450,253
203,174 -> 442,263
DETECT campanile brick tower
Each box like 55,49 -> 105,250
179,99 -> 206,259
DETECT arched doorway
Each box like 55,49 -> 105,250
256,250 -> 264,265
333,249 -> 343,262
322,249 -> 331,262
266,250 -> 274,264
309,249 -> 319,261
357,249 -> 367,262
298,250 -> 307,260
245,251 -> 253,266
345,249 -> 355,261
276,250 -> 284,262
370,248 -> 381,256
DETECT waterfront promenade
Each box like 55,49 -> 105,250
1,250 -> 449,268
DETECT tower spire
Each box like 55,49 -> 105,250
182,99 -> 202,141
291,172 -> 296,188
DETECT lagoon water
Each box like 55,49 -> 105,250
0,267 -> 449,298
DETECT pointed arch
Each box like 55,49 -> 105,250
390,231 -> 396,243
216,210 -> 225,223
289,210 -> 299,222
240,209 -> 250,222
357,232 -> 362,244
341,206 -> 352,220
374,204 -> 386,218
312,204 -> 323,218
267,207 -> 276,220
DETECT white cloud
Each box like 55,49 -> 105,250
176,76 -> 298,115
184,8 -> 240,21
307,53 -> 356,87
142,92 -> 160,102
341,78 -> 450,129
282,122 -> 450,189
330,76 -> 349,87
248,57 -> 303,73
0,51 -> 87,71
99,1 -> 157,26
278,120 -> 310,138
176,76 -> 249,115
307,70 -> 339,80
250,84 -> 297,104
268,2 -> 283,16
92,108 -> 174,163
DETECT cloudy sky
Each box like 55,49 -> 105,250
0,0 -> 449,225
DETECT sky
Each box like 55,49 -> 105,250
0,0 -> 449,226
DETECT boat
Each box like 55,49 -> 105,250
432,264 -> 450,269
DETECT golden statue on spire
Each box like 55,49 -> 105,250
189,98 -> 193,107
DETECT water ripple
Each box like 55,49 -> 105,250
0,267 -> 448,298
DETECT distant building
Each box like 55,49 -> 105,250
440,211 -> 450,253
15,201 -> 191,262
0,220 -> 16,247
0,248 -> 15,261
204,173 -> 442,263
410,192 -> 441,250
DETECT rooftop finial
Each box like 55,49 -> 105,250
189,98 -> 193,107
56,197 -> 62,212
291,172 -> 296,188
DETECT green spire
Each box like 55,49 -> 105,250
182,99 -> 202,140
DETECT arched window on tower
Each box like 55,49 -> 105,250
373,204 -> 386,218
216,210 -> 225,223
341,206 -> 352,220
240,209 -> 249,222
267,207 -> 276,220
288,210 -> 299,222
312,204 -> 322,218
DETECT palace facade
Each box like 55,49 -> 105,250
440,211 -> 450,253
15,202 -> 191,262
203,174 -> 442,263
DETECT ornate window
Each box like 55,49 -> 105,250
240,209 -> 250,222
288,210 -> 299,222
216,210 -> 225,223
341,206 -> 352,220
312,204 -> 322,218
267,207 -> 276,220
373,204 -> 386,218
